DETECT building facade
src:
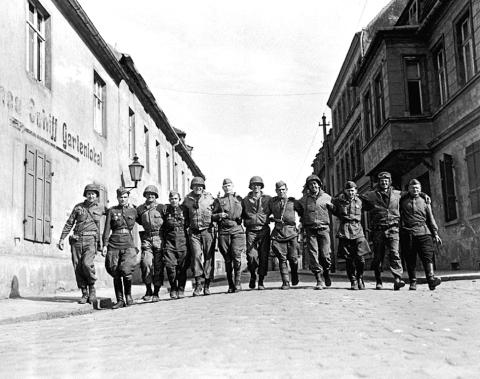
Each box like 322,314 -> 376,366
315,0 -> 480,270
0,0 -> 204,297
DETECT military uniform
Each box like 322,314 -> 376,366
161,203 -> 189,298
268,195 -> 299,289
136,200 -> 165,300
332,191 -> 370,290
183,179 -> 216,295
59,197 -> 105,302
213,190 -> 245,292
103,193 -> 138,307
241,191 -> 271,289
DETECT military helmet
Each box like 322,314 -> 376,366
190,176 -> 205,189
143,185 -> 159,198
377,171 -> 392,180
249,176 -> 264,189
83,183 -> 99,198
305,174 -> 322,186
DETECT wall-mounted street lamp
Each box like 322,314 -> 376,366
124,154 -> 144,190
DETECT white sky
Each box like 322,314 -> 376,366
79,0 -> 392,198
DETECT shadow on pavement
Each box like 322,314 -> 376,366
19,296 -> 81,303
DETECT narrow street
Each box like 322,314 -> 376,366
1,277 -> 479,378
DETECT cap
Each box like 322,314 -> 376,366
222,178 -> 233,186
344,181 -> 357,189
408,179 -> 421,186
169,190 -> 181,201
116,187 -> 129,197
378,171 -> 392,180
275,180 -> 287,189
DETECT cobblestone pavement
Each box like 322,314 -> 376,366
1,276 -> 480,378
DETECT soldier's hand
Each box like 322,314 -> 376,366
57,240 -> 64,251
220,212 -> 228,219
102,246 -> 108,257
433,234 -> 442,245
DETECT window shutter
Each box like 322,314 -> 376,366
466,141 -> 480,214
43,156 -> 52,243
35,151 -> 45,242
24,145 -> 36,241
439,154 -> 457,222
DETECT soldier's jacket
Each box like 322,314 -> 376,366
332,193 -> 364,239
400,193 -> 439,236
161,204 -> 188,250
268,196 -> 298,241
212,193 -> 244,235
296,190 -> 333,230
182,190 -> 215,231
136,201 -> 165,236
241,192 -> 272,231
103,204 -> 138,249
360,187 -> 401,229
60,200 -> 106,243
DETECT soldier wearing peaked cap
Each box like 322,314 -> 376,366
58,184 -> 106,304
213,178 -> 246,293
136,185 -> 165,302
102,187 -> 138,308
241,176 -> 272,290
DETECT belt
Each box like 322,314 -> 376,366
77,231 -> 97,237
190,227 -> 211,234
112,228 -> 130,235
143,230 -> 160,237
374,223 -> 398,230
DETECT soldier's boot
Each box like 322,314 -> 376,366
314,273 -> 325,290
167,270 -> 177,300
357,276 -> 365,290
409,279 -> 417,291
234,270 -> 242,292
78,287 -> 89,304
374,270 -> 383,290
280,273 -> 290,290
193,277 -> 203,297
142,284 -> 153,302
346,259 -> 356,290
393,276 -> 406,291
177,275 -> 187,299
249,272 -> 257,289
152,285 -> 161,302
123,278 -> 134,306
356,259 -> 365,290
406,262 -> 417,291
170,283 -> 178,299
226,263 -> 235,293
290,262 -> 299,286
112,278 -> 125,309
87,284 -> 96,304
323,269 -> 332,288
425,263 -> 441,290
203,279 -> 211,296
257,275 -> 266,290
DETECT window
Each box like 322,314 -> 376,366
174,162 -> 179,191
24,145 -> 52,243
374,72 -> 385,129
456,12 -> 475,84
434,44 -> 448,105
345,151 -> 350,180
182,171 -> 186,197
355,137 -> 362,173
166,152 -> 171,190
363,90 -> 374,140
439,154 -> 457,221
336,162 -> 341,193
144,126 -> 150,173
128,108 -> 135,158
26,1 -> 49,83
405,58 -> 423,115
466,141 -> 480,215
408,0 -> 418,25
156,141 -> 161,183
350,144 -> 356,177
93,73 -> 106,136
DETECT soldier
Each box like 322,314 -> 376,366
136,185 -> 165,302
267,181 -> 299,290
183,177 -> 216,296
102,187 -> 138,309
360,172 -> 405,290
58,184 -> 106,304
241,176 -> 271,290
332,181 -> 371,290
297,174 -> 333,290
162,191 -> 189,299
400,179 -> 442,290
213,178 -> 246,293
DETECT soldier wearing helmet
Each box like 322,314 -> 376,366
212,178 -> 245,293
58,184 -> 106,305
136,185 -> 165,302
296,174 -> 334,290
241,176 -> 272,290
182,176 -> 216,296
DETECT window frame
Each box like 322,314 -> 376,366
363,89 -> 374,141
128,108 -> 136,158
466,141 -> 480,216
93,72 -> 106,136
373,70 -> 386,129
455,8 -> 476,85
144,125 -> 150,173
404,56 -> 424,116
26,0 -> 49,83
432,39 -> 448,106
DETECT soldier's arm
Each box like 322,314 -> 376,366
211,198 -> 226,221
294,199 -> 304,217
425,200 -> 441,243
58,207 -> 78,250
102,209 -> 112,248
359,193 -> 373,211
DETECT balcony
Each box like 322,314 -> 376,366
362,118 -> 433,177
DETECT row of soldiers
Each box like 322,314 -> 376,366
58,171 -> 442,308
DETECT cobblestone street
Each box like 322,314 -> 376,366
1,276 -> 480,378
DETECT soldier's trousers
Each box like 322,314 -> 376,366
164,247 -> 189,289
400,232 -> 435,280
271,239 -> 298,276
218,232 -> 246,275
189,228 -> 215,280
305,228 -> 331,275
105,247 -> 137,280
140,236 -> 164,287
246,227 -> 270,277
372,227 -> 402,278
70,235 -> 97,288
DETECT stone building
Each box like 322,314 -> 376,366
314,0 -> 480,270
0,0 -> 204,297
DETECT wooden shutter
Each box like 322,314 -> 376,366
24,145 -> 36,241
43,156 -> 52,243
439,154 -> 458,221
466,141 -> 480,214
35,151 -> 45,242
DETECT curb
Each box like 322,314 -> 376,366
0,307 -> 95,326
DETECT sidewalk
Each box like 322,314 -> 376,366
1,270 -> 478,325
